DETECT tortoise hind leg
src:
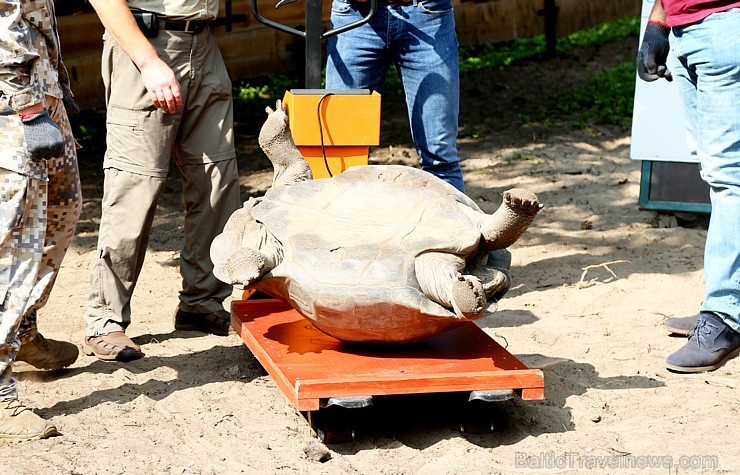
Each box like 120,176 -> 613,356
467,249 -> 511,302
450,276 -> 487,319
415,252 -> 486,319
481,188 -> 542,251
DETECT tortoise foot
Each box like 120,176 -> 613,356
482,188 -> 543,251
482,269 -> 509,300
450,275 -> 486,319
503,188 -> 542,216
225,248 -> 267,286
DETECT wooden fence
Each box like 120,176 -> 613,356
57,0 -> 639,110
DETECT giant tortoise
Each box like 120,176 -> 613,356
211,101 -> 542,343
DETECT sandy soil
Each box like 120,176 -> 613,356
2,35 -> 737,474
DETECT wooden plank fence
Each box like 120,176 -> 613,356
57,0 -> 639,110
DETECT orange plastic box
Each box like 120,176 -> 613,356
282,89 -> 381,178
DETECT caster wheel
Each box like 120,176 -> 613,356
460,409 -> 496,434
459,391 -> 515,435
315,423 -> 356,444
307,405 -> 364,444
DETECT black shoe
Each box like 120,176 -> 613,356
664,314 -> 700,336
666,313 -> 740,373
174,308 -> 231,336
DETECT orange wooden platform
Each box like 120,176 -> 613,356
231,299 -> 544,412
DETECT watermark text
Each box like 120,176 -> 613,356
515,451 -> 719,470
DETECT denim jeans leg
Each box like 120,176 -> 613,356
395,1 -> 463,192
670,9 -> 740,332
326,0 -> 464,192
326,0 -> 390,93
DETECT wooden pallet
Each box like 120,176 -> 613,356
231,299 -> 544,413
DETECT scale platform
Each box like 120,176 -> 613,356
231,299 -> 544,421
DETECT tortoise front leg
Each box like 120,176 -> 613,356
415,252 -> 486,319
210,202 -> 282,286
212,231 -> 276,286
223,248 -> 277,286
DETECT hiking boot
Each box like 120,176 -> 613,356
83,331 -> 144,362
174,308 -> 231,336
666,313 -> 740,373
0,399 -> 58,442
664,314 -> 700,336
16,333 -> 79,370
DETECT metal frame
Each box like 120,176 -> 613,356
638,160 -> 711,214
250,0 -> 378,88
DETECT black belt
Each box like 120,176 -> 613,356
386,0 -> 413,4
158,19 -> 210,33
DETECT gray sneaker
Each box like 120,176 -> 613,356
664,314 -> 700,336
666,313 -> 740,373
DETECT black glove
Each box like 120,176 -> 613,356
62,91 -> 80,115
637,21 -> 673,82
21,110 -> 65,160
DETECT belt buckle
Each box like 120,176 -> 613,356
184,20 -> 191,32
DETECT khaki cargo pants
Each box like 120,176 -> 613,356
83,28 -> 241,337
0,97 -> 81,399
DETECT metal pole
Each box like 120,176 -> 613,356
305,0 -> 323,88
537,0 -> 559,58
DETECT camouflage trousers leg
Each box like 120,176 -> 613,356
17,99 -> 82,342
0,173 -> 47,399
0,98 -> 81,399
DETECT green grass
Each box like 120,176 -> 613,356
459,15 -> 640,72
232,73 -> 299,122
550,61 -> 637,129
458,14 -> 641,130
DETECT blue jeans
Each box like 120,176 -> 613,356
326,0 -> 464,192
669,8 -> 740,332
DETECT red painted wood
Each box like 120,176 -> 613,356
231,299 -> 544,411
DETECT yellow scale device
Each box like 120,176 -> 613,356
251,0 -> 381,177
282,88 -> 380,178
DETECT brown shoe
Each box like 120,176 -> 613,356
174,308 -> 231,336
16,333 -> 79,370
83,331 -> 143,362
0,399 -> 59,442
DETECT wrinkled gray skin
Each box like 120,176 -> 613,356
211,100 -> 543,343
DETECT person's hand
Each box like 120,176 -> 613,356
139,57 -> 183,113
20,110 -> 65,160
637,20 -> 672,82
62,91 -> 80,115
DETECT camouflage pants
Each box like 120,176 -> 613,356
0,97 -> 81,400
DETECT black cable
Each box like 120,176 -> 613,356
317,92 -> 335,177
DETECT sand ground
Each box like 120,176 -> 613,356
1,35 -> 737,474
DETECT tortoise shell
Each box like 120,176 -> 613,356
248,164 -> 495,344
